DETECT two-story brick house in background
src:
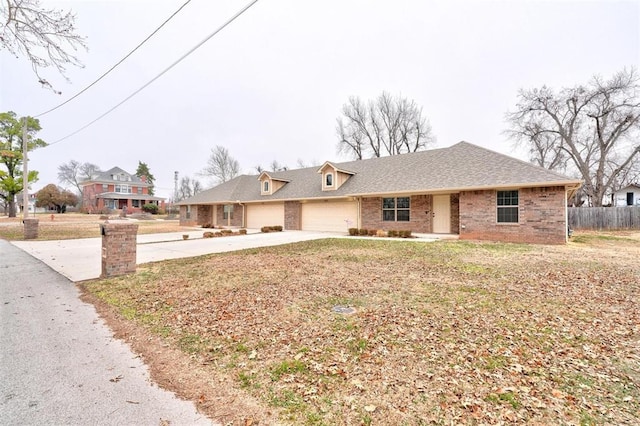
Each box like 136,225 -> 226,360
80,167 -> 165,213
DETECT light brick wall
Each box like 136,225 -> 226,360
23,218 -> 39,239
361,195 -> 434,233
215,203 -> 243,227
459,186 -> 567,244
285,201 -> 301,230
179,205 -> 197,226
100,222 -> 138,277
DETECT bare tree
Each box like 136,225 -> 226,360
269,160 -> 287,172
57,160 -> 100,196
336,91 -> 436,159
200,145 -> 240,184
178,176 -> 202,201
0,0 -> 87,88
506,68 -> 640,207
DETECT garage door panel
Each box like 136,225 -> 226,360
302,201 -> 358,232
246,204 -> 284,229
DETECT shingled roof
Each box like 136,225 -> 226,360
81,167 -> 148,185
179,142 -> 581,205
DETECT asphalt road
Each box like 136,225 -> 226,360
0,240 -> 215,426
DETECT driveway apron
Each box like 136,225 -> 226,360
0,240 -> 214,425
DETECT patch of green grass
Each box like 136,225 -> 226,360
482,355 -> 508,371
486,391 -> 521,409
346,337 -> 368,355
238,371 -> 258,389
235,342 -> 250,353
571,233 -> 632,244
178,333 -> 208,354
270,359 -> 308,381
579,409 -> 597,425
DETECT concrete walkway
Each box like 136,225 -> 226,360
0,239 -> 215,426
12,230 -> 339,282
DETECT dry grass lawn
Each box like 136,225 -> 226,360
0,213 -> 189,240
81,233 -> 640,425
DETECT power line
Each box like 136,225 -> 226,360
46,0 -> 259,147
35,0 -> 193,118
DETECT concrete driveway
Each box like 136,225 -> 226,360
0,239 -> 215,426
12,230 -> 339,282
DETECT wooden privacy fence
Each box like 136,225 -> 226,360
568,207 -> 640,230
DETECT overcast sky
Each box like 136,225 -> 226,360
1,0 -> 638,199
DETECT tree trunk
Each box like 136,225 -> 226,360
8,200 -> 17,217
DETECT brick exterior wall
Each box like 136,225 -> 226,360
100,222 -> 138,277
179,205 -> 196,226
197,205 -> 213,226
459,186 -> 567,244
361,195 -> 434,233
82,182 -> 158,214
215,203 -> 243,227
23,218 -> 39,239
284,201 -> 301,230
450,194 -> 460,234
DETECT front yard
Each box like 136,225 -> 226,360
81,233 -> 640,425
0,213 -> 188,240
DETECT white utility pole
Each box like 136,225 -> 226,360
22,116 -> 29,220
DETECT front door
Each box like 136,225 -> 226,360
433,194 -> 451,233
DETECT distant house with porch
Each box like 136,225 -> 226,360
80,167 -> 164,213
612,184 -> 640,207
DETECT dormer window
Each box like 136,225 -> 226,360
326,173 -> 333,187
317,162 -> 355,191
263,181 -> 269,192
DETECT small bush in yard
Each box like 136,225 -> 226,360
367,229 -> 377,236
221,229 -> 234,235
358,228 -> 368,236
388,230 -> 398,237
202,223 -> 213,229
261,226 -> 283,233
348,228 -> 358,236
203,232 -> 214,238
142,203 -> 159,214
239,229 -> 247,235
399,230 -> 412,238
376,229 -> 387,237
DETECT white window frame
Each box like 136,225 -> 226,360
496,190 -> 519,224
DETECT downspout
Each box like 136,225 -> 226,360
357,197 -> 362,229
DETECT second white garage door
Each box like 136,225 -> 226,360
246,203 -> 285,229
301,200 -> 358,232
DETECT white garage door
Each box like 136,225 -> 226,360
246,203 -> 285,229
301,200 -> 358,232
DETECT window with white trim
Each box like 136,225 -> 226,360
115,184 -> 131,194
497,190 -> 519,223
382,197 -> 410,221
224,205 -> 234,220
325,173 -> 333,187
263,181 -> 269,192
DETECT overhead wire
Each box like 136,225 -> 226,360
36,0 -> 193,118
46,0 -> 260,148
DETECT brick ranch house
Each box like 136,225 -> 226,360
178,142 -> 582,244
80,167 -> 165,213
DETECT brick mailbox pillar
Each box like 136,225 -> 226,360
100,222 -> 139,278
23,218 -> 39,240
